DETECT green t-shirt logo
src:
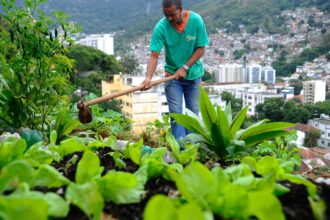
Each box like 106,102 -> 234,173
186,35 -> 196,42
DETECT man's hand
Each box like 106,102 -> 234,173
175,67 -> 187,80
140,77 -> 152,91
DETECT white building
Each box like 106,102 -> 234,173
244,63 -> 262,83
261,66 -> 276,84
204,83 -> 282,116
303,80 -> 326,104
215,63 -> 244,83
308,115 -> 330,149
77,34 -> 114,55
281,86 -> 295,100
238,92 -> 284,116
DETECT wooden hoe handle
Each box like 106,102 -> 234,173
85,75 -> 176,107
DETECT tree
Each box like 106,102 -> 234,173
220,91 -> 243,115
202,70 -> 215,83
0,0 -> 78,133
304,129 -> 321,148
67,45 -> 122,74
289,79 -> 303,95
255,98 -> 285,122
120,55 -> 139,74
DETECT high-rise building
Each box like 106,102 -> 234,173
215,64 -> 244,83
261,66 -> 276,84
244,63 -> 262,83
76,34 -> 114,55
303,80 -> 326,104
101,74 -> 168,134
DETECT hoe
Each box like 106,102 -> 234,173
77,75 -> 176,123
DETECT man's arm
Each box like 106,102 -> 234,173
141,51 -> 160,89
175,46 -> 205,79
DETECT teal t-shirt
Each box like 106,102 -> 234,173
149,11 -> 208,80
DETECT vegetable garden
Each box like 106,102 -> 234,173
0,1 -> 329,220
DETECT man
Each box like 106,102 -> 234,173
141,0 -> 208,141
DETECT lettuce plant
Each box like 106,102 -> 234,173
170,87 -> 294,159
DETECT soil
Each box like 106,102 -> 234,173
279,182 -> 315,220
103,177 -> 177,220
44,148 -> 330,220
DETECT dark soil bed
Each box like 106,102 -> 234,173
46,149 -> 330,220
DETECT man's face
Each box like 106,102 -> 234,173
162,4 -> 182,25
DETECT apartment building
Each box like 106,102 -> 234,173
204,83 -> 282,116
303,80 -> 326,104
101,74 -> 168,133
76,34 -> 114,55
215,64 -> 244,83
261,66 -> 276,84
244,64 -> 276,84
308,115 -> 330,149
238,92 -> 284,116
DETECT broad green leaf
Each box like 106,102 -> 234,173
175,162 -> 216,209
124,139 -> 143,165
44,192 -> 69,218
0,160 -> 35,193
244,130 -> 290,147
178,203 -> 206,220
179,143 -> 199,165
235,119 -> 269,139
244,192 -> 285,220
210,123 -> 227,157
50,130 -> 57,145
76,151 -> 103,184
239,122 -> 294,140
273,184 -> 290,196
33,164 -> 70,188
224,102 -> 232,125
309,197 -> 326,220
241,156 -> 257,171
59,137 -> 85,157
0,138 -> 27,168
224,164 -> 252,181
66,182 -> 104,219
170,113 -> 209,141
166,131 -> 181,161
185,108 -> 208,132
256,156 -> 280,177
61,119 -> 81,136
24,142 -> 54,165
144,195 -> 176,220
199,87 -> 217,132
216,106 -> 231,145
98,171 -> 145,204
0,196 -> 48,220
217,184 -> 248,219
21,130 -> 42,149
230,106 -> 248,136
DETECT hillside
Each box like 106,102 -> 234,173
9,0 -> 329,52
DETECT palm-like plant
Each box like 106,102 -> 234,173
170,87 -> 295,159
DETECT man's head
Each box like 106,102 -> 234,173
162,0 -> 183,25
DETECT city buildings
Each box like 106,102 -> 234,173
76,34 -> 114,55
308,115 -> 330,149
215,63 -> 244,83
303,80 -> 326,104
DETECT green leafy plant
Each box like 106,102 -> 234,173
170,87 -> 294,159
0,0 -> 78,132
48,108 -> 81,144
165,130 -> 198,165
